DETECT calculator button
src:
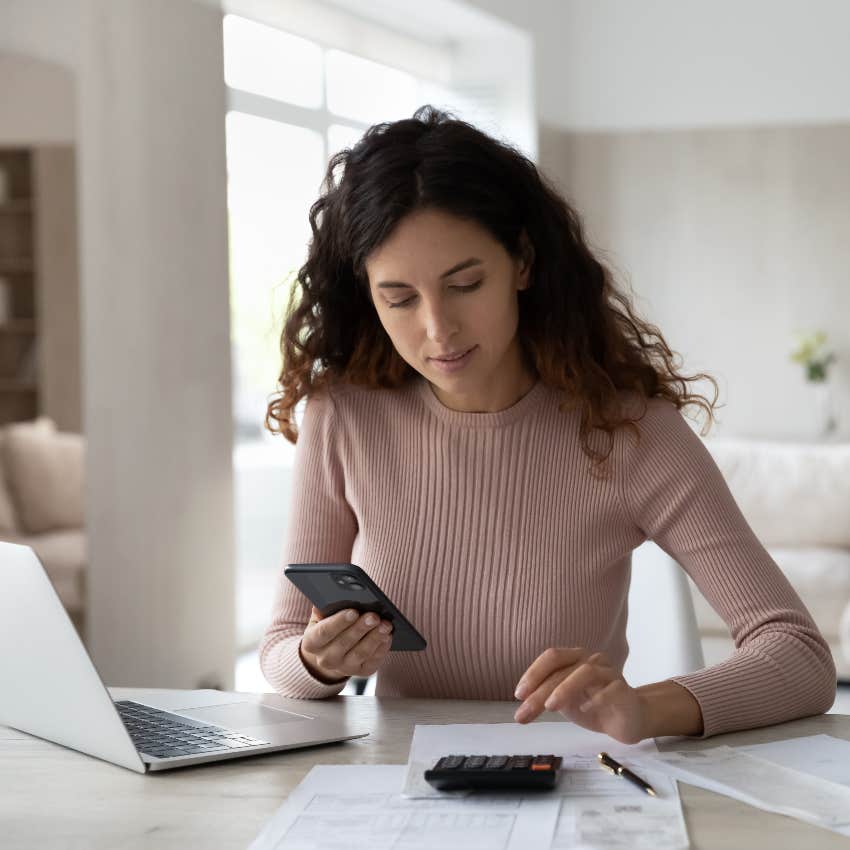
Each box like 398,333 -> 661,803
462,756 -> 487,769
531,763 -> 553,771
508,756 -> 533,769
435,755 -> 465,770
484,756 -> 509,769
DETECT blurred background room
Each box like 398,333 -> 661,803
1,0 -> 848,707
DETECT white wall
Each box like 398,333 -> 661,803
463,0 -> 850,131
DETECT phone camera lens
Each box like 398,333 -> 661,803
347,582 -> 364,591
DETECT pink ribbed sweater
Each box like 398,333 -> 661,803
259,376 -> 836,738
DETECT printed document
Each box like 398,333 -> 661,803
248,764 -> 560,850
737,734 -> 850,787
639,745 -> 850,837
249,761 -> 690,849
555,754 -> 689,848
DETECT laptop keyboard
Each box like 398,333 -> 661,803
115,700 -> 271,760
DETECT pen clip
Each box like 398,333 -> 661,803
597,751 -> 621,772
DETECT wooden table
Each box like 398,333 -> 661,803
2,688 -> 849,848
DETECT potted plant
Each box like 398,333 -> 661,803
790,330 -> 838,437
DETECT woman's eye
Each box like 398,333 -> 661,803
387,280 -> 482,309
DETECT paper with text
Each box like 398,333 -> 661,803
248,763 -> 690,850
248,764 -> 558,850
737,734 -> 850,788
639,746 -> 850,837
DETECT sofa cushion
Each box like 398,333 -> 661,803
0,417 -> 56,533
0,529 -> 86,613
703,437 -> 850,547
0,450 -> 17,533
3,423 -> 84,534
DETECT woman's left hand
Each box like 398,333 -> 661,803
513,647 -> 647,744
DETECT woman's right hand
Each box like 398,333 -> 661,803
299,606 -> 394,684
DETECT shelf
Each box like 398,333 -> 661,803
0,199 -> 32,214
0,380 -> 37,393
0,319 -> 36,334
0,258 -> 34,274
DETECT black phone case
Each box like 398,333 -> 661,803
284,562 -> 427,651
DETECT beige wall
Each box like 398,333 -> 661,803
0,52 -> 74,143
539,123 -> 850,441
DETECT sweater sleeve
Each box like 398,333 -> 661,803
259,388 -> 359,699
618,397 -> 836,738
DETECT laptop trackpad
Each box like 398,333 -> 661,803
178,702 -> 311,728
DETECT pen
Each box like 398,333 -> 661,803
597,752 -> 657,797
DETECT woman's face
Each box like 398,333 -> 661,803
364,208 -> 533,411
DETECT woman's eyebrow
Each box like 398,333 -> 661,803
376,257 -> 484,289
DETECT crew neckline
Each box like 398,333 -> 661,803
415,375 -> 547,428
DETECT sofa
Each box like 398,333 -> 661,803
696,436 -> 850,679
0,416 -> 86,637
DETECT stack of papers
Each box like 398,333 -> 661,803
248,719 -> 850,849
637,737 -> 850,838
250,722 -> 691,849
738,733 -> 850,787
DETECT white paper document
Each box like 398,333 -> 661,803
737,734 -> 850,788
555,755 -> 689,849
248,764 -> 560,850
639,745 -> 850,837
249,760 -> 690,850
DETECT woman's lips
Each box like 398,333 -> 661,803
429,345 -> 477,372
432,347 -> 473,361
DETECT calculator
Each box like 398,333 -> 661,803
424,754 -> 562,791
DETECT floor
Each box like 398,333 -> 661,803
235,650 -> 850,711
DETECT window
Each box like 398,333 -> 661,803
223,16 -> 323,108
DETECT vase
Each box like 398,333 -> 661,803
812,380 -> 838,439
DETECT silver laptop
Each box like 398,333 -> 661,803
0,542 -> 367,773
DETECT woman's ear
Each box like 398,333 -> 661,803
517,230 -> 535,290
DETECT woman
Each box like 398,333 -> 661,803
260,105 -> 835,744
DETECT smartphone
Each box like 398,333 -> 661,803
285,562 -> 427,651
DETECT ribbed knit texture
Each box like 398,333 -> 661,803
259,376 -> 836,738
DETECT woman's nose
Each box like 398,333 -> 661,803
423,301 -> 460,342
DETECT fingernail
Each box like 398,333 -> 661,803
365,614 -> 378,626
580,699 -> 593,712
515,704 -> 531,723
544,698 -> 555,711
379,623 -> 392,634
514,682 -> 528,700
345,610 -> 358,622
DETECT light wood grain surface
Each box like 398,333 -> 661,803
2,689 -> 849,849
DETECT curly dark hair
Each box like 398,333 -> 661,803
266,105 -> 720,474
